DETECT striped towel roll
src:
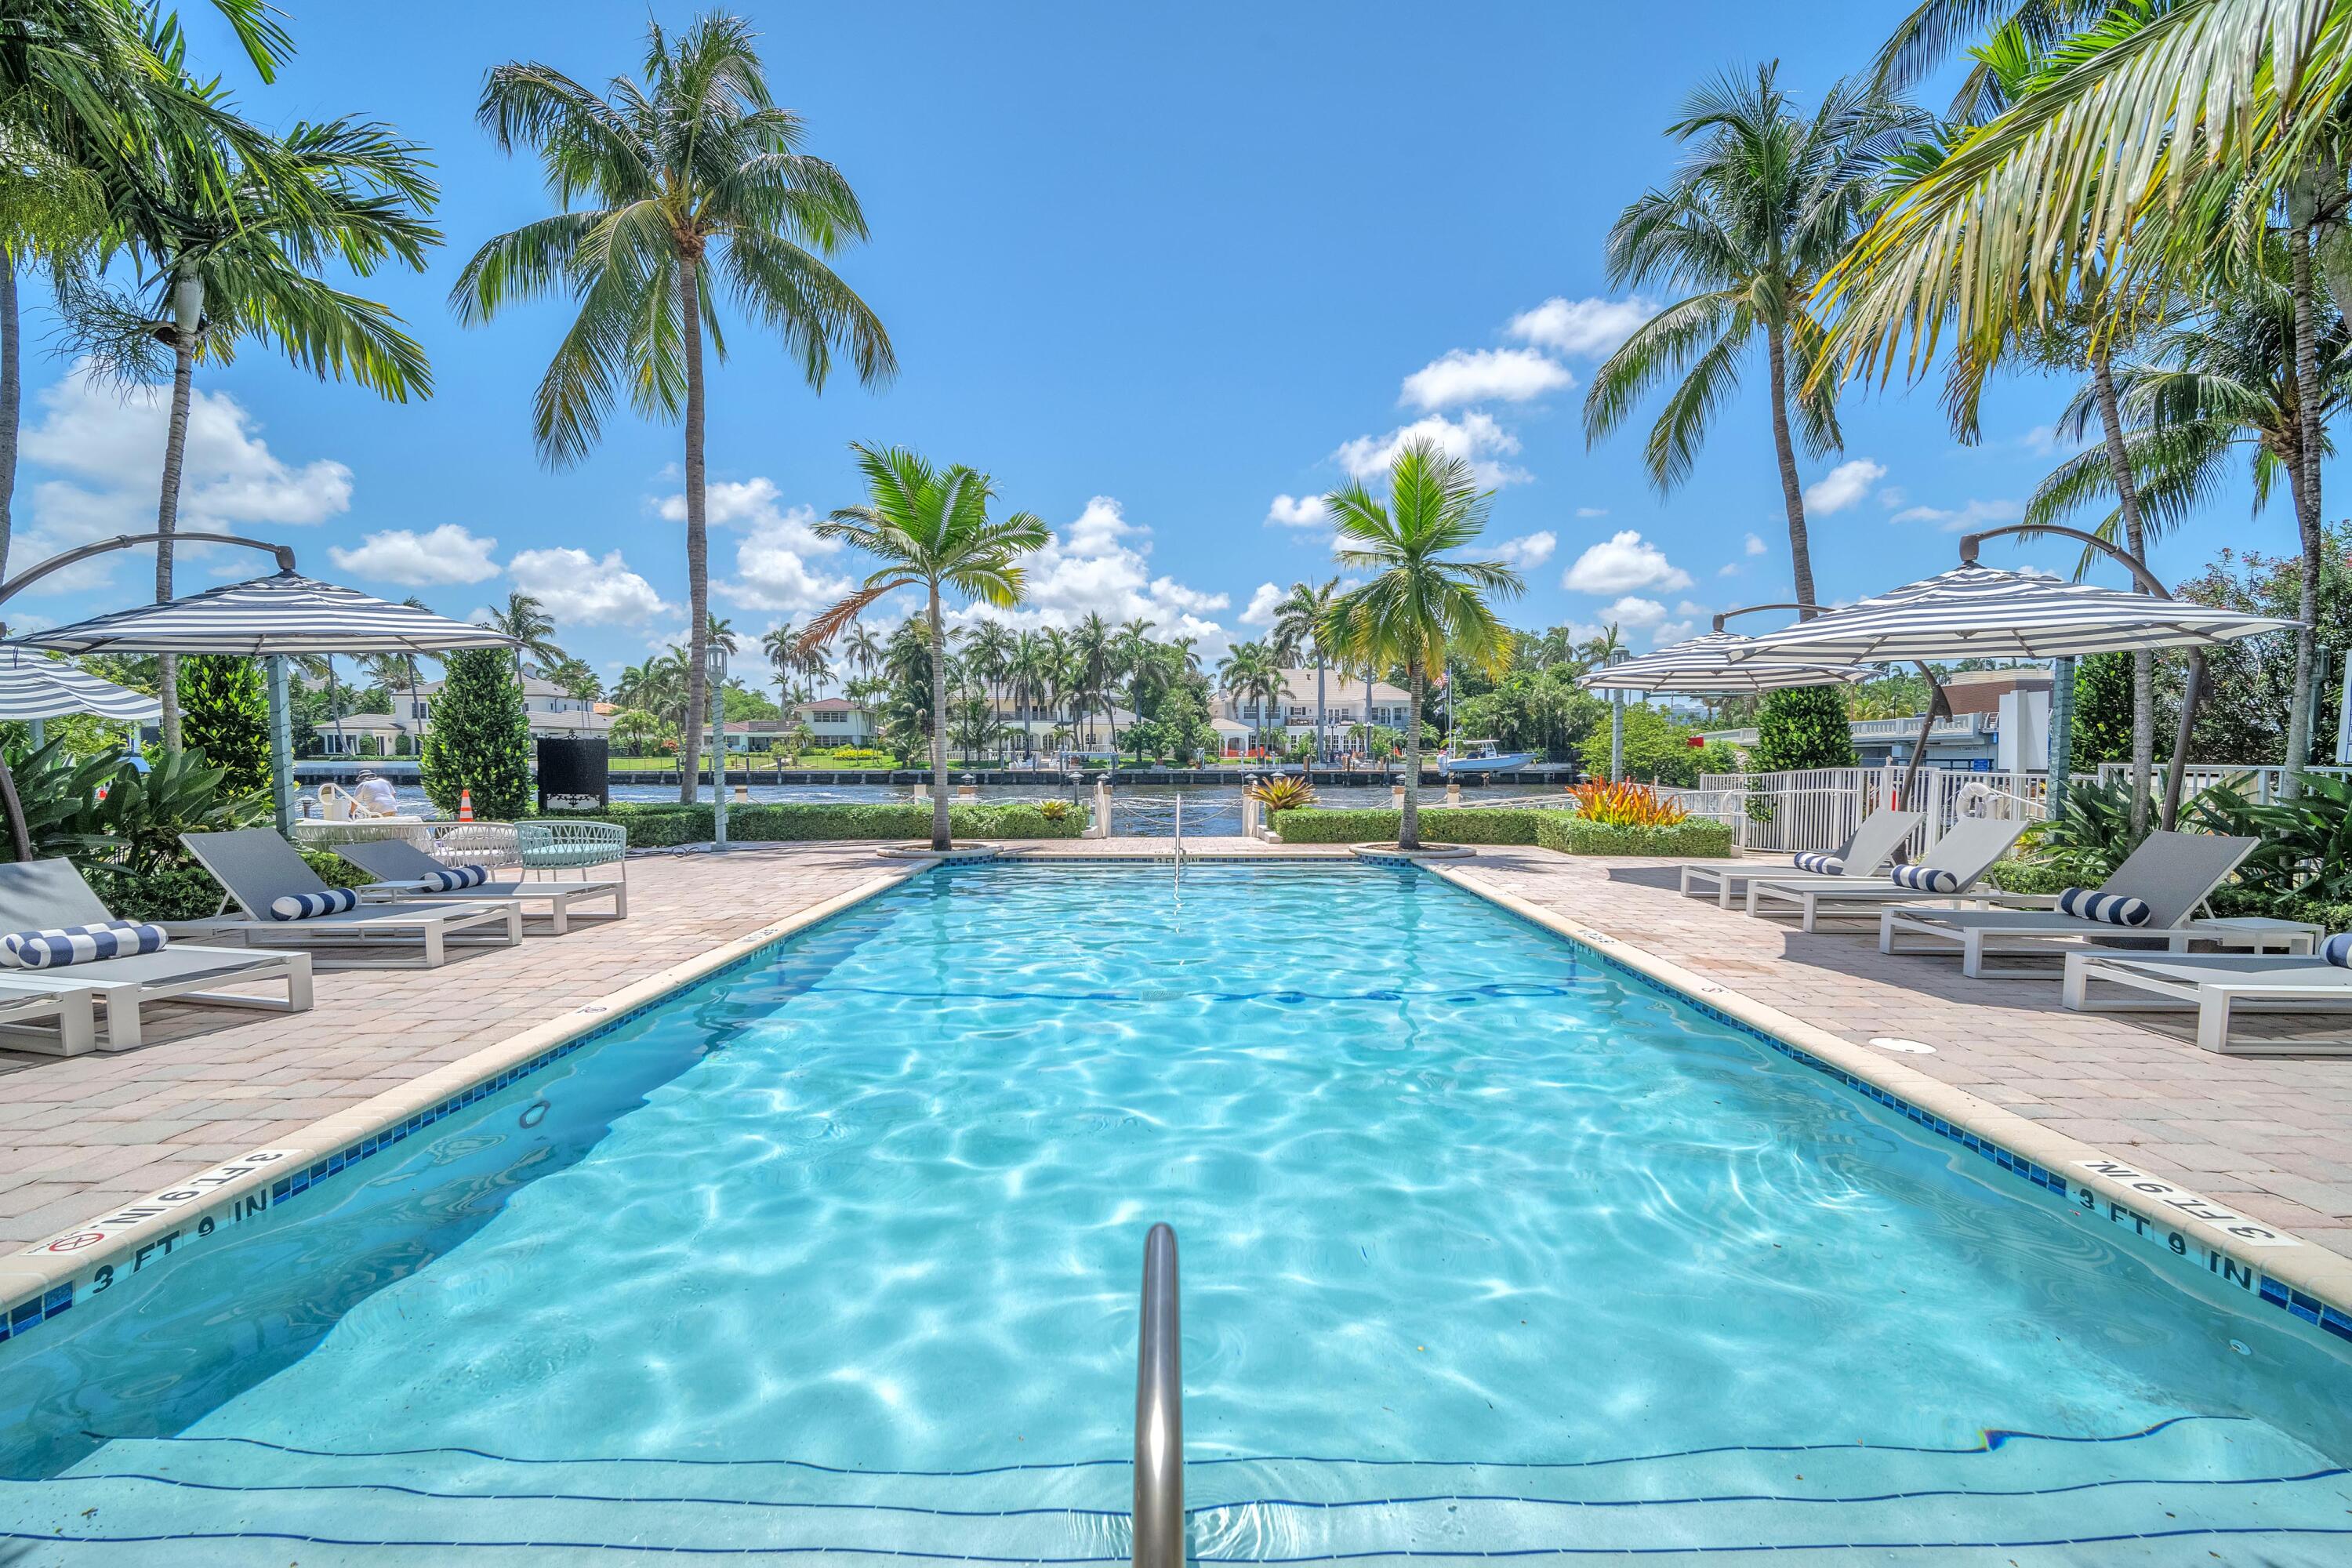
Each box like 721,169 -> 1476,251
270,887 -> 361,921
1792,851 -> 1846,876
2056,887 -> 2152,927
1889,863 -> 1961,894
2321,932 -> 2352,967
0,920 -> 169,969
420,864 -> 490,891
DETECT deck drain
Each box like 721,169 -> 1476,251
1868,1037 -> 1936,1054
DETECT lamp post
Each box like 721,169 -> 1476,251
706,642 -> 729,851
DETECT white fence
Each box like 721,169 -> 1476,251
1697,764 -> 2049,855
2089,763 -> 2352,803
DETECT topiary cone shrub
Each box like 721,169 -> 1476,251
422,649 -> 534,820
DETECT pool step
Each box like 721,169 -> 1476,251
5,1417 -> 2349,1563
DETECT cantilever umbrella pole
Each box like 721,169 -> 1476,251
0,532 -> 300,859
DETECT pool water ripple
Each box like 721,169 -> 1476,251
2,863 -> 2349,1563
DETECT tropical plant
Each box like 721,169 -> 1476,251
420,647 -> 533,819
806,445 -> 1046,850
1214,641 -> 1283,741
456,13 -> 893,804
2194,773 -> 2352,902
1583,64 -> 1923,605
1568,779 -> 1689,828
176,654 -> 271,795
1317,439 -> 1523,849
480,591 -> 565,672
1271,578 -> 1338,758
66,49 -> 437,750
1247,775 -> 1318,812
2018,775 -> 2144,884
2070,651 -> 2138,764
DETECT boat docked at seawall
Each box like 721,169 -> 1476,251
1438,740 -> 1533,775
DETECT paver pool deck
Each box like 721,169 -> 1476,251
3,839 -> 2349,1269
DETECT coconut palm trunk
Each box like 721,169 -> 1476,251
927,585 -> 950,850
152,263 -> 204,750
0,260 -> 17,579
2089,345 -> 2156,837
2284,205 -> 2326,795
1400,662 -> 1425,848
1766,323 -> 1817,607
679,252 -> 710,808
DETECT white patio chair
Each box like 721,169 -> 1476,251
1677,808 -> 1922,909
2061,948 -> 2352,1056
178,829 -> 520,970
330,837 -> 624,935
1744,816 -> 2029,931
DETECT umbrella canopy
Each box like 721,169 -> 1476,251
1725,564 -> 2298,664
16,571 -> 517,656
0,645 -> 161,722
1577,630 -> 1877,695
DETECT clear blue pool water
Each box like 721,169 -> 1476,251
3,863 -> 2350,1563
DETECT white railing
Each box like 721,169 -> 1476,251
2090,762 -> 2352,803
1697,764 -> 2051,854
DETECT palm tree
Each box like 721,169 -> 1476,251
761,621 -> 803,708
1065,613 -> 1118,756
706,615 -> 739,657
1215,641 -> 1280,746
288,652 -> 345,756
480,590 -> 565,673
1271,579 -> 1338,762
965,619 -> 1015,757
1110,617 -> 1160,760
456,14 -> 894,805
1318,440 -> 1523,849
1583,64 -> 1922,606
70,74 -> 437,748
844,622 -> 885,681
805,445 -> 1046,849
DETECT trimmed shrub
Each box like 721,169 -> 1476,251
544,800 -> 1093,846
1751,684 -> 1857,773
178,655 -> 273,797
1538,815 -> 1733,857
2071,652 -> 2136,764
1268,807 -> 1548,845
422,649 -> 533,820
82,862 -> 227,923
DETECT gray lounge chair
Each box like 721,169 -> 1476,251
1678,808 -> 1922,909
328,837 -> 625,935
1879,831 -> 2279,979
180,829 -> 521,969
2061,949 -> 2352,1055
1744,816 -> 2030,931
0,859 -> 310,1052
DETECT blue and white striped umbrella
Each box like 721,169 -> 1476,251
0,646 -> 161,722
16,571 -> 517,656
1577,631 -> 1876,695
1726,564 -> 2298,663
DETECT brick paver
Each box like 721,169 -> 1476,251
4,840 -> 2348,1269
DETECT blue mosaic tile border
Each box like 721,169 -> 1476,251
1449,873 -> 2352,1352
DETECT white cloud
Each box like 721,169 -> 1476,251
328,524 -> 500,586
1265,492 -> 1328,528
1399,347 -> 1571,410
1241,582 -> 1285,626
1506,296 -> 1657,358
658,475 -> 853,618
1561,529 -> 1693,595
1744,532 -> 1768,557
1602,594 -> 1668,627
950,496 -> 1236,657
1802,459 -> 1886,516
507,546 -> 671,625
1653,620 -> 1696,646
1494,530 -> 1556,568
1576,506 -> 1609,518
1889,497 -> 2023,532
16,367 -> 355,593
1333,411 -> 1528,488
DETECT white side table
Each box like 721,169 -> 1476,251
2195,916 -> 2322,955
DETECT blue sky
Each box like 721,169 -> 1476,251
9,1 -> 2301,684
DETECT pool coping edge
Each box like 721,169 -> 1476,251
0,866 -> 919,1333
1428,861 -> 2352,1329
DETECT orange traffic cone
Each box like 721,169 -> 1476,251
457,788 -> 474,822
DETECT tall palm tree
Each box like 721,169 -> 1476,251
479,590 -> 565,673
1318,440 -> 1523,849
1066,612 -> 1118,754
844,622 -> 885,681
965,619 -> 1015,755
805,444 -> 1046,849
71,71 -> 437,748
288,652 -> 345,756
1584,65 -> 1922,606
456,14 -> 894,804
1271,578 -> 1338,761
1215,641 -> 1279,743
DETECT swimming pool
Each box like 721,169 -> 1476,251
3,862 -> 2349,1562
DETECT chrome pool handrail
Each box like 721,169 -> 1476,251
1133,1221 -> 1184,1567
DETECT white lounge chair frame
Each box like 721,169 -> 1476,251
330,837 -> 625,935
0,860 -> 312,1053
1743,817 -> 2030,931
179,829 -> 521,970
1678,809 -> 1923,909
2061,950 -> 2352,1056
1878,831 -> 2276,979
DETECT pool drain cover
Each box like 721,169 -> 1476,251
1868,1036 -> 1936,1054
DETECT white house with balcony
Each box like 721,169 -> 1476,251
1215,668 -> 1415,755
789,697 -> 880,747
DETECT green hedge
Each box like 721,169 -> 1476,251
1537,815 -> 1734,857
1268,807 -> 1548,844
546,800 -> 1091,848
